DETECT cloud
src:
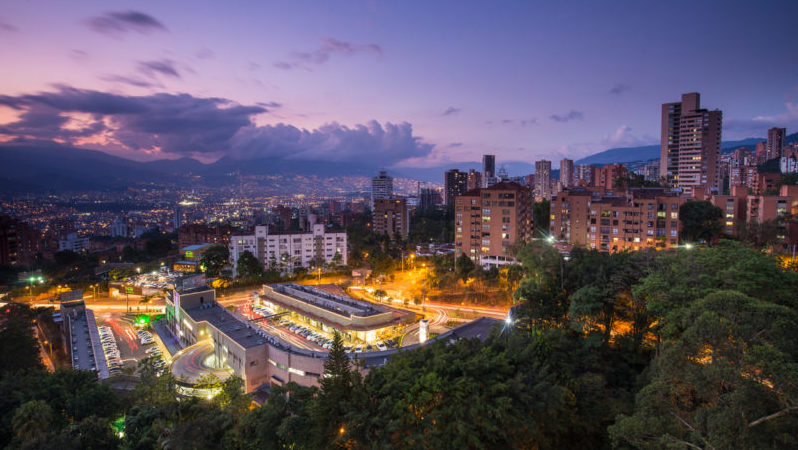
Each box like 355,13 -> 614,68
724,102 -> 798,138
609,84 -> 630,95
86,11 -> 167,36
600,125 -> 655,148
196,48 -> 214,60
69,50 -> 89,62
256,101 -> 282,108
102,75 -> 163,89
0,86 -> 432,166
0,19 -> 17,33
275,37 -> 382,70
138,59 -> 181,79
442,106 -> 461,116
550,110 -> 584,122
448,142 -> 463,148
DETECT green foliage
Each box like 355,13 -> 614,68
201,244 -> 230,277
236,250 -> 263,280
0,303 -> 43,374
679,200 -> 723,243
455,252 -> 475,282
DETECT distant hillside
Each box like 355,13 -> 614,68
575,137 -> 769,166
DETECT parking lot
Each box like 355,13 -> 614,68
95,312 -> 170,376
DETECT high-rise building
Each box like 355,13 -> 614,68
419,188 -> 442,210
534,160 -> 552,200
467,169 -> 482,191
659,92 -> 722,195
575,164 -> 594,186
373,198 -> 410,238
767,127 -> 786,160
453,182 -> 534,267
594,163 -> 629,191
444,169 -> 468,206
0,216 -> 41,267
482,155 -> 496,188
371,170 -> 393,210
560,158 -> 574,188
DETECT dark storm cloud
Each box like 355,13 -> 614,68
275,37 -> 382,70
550,110 -> 584,122
0,87 -> 433,166
86,11 -> 167,35
442,106 -> 461,116
138,59 -> 181,78
609,84 -> 630,95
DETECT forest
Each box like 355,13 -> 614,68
1,240 -> 797,449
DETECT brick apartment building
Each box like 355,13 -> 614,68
454,182 -> 534,267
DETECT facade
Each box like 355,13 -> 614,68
0,216 -> 41,266
444,169 -> 468,206
560,158 -> 574,188
178,223 -> 232,250
767,127 -> 786,159
550,187 -> 684,252
453,182 -> 534,267
534,160 -> 552,200
58,232 -> 90,253
467,169 -> 482,191
575,164 -> 595,186
594,164 -> 629,190
373,198 -> 410,238
660,92 -> 723,195
482,154 -> 496,188
371,170 -> 393,210
229,223 -> 347,275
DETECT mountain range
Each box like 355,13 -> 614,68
1,132 -> 796,194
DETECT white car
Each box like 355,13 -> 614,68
376,342 -> 388,351
354,345 -> 363,353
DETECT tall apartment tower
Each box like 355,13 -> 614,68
467,169 -> 482,191
371,170 -> 393,210
767,127 -> 786,160
482,154 -> 496,187
453,182 -> 534,267
373,198 -> 410,238
534,159 -> 552,200
444,169 -> 469,206
560,158 -> 574,188
659,92 -> 723,195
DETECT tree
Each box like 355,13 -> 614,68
312,331 -> 363,447
679,200 -> 723,243
611,290 -> 798,449
532,199 -> 551,237
11,400 -> 54,441
455,253 -> 475,282
236,250 -> 263,280
201,244 -> 230,277
0,303 -> 42,373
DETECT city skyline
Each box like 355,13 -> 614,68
1,1 -> 798,172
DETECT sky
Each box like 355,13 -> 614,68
1,0 -> 797,171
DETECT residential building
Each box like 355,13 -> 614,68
467,169 -> 482,191
0,216 -> 41,266
550,187 -> 684,252
755,141 -> 769,164
58,232 -> 90,253
178,223 -> 232,250
560,158 -> 574,188
371,170 -> 393,210
444,169 -> 468,206
767,127 -> 786,159
419,188 -> 441,210
373,198 -> 410,238
453,181 -> 534,267
594,163 -> 629,190
534,160 -> 552,200
644,160 -> 660,182
229,222 -> 347,275
482,154 -> 496,188
660,92 -> 723,195
575,164 -> 595,186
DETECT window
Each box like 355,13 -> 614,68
671,212 -> 678,219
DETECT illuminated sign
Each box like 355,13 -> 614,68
185,251 -> 194,258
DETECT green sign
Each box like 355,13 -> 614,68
125,286 -> 134,294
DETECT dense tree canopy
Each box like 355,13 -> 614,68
679,200 -> 723,243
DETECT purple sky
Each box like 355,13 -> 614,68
1,1 -> 797,170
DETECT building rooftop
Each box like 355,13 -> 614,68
272,283 -> 389,318
181,243 -> 213,252
183,302 -> 269,349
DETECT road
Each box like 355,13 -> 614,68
95,312 -> 150,372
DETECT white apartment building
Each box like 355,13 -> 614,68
229,223 -> 347,275
58,232 -> 90,253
